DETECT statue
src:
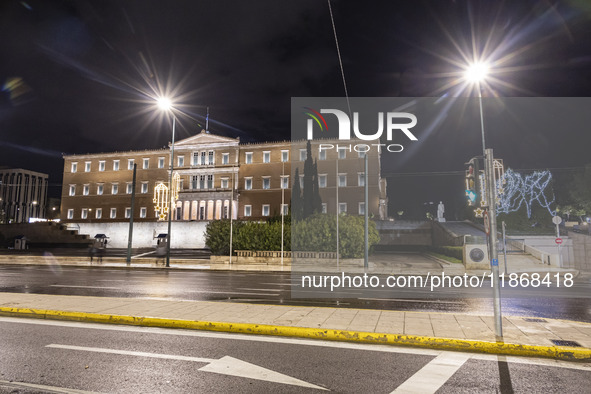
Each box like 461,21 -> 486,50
437,201 -> 445,222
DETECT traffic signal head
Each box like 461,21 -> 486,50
465,157 -> 481,206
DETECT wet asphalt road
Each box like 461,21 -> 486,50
0,317 -> 589,393
0,265 -> 590,322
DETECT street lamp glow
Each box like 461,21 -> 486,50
157,97 -> 173,111
465,62 -> 489,83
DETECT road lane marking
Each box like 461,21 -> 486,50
189,290 -> 279,296
131,251 -> 155,259
359,298 -> 466,305
391,352 -> 470,393
0,379 -> 98,394
47,344 -> 327,390
49,285 -> 120,290
2,318 -> 589,372
47,344 -> 216,363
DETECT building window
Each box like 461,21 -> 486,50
245,177 -> 252,190
208,151 -> 214,165
262,177 -> 270,190
67,209 -> 74,219
281,176 -> 289,189
125,207 -> 131,219
81,208 -> 88,219
244,205 -> 252,217
319,150 -> 326,161
338,174 -> 347,187
113,160 -> 119,171
338,147 -> 346,159
96,208 -> 102,219
126,183 -> 133,194
222,153 -> 229,164
263,151 -> 270,163
321,203 -> 327,214
97,184 -> 104,195
69,185 -> 75,196
339,203 -> 347,214
85,162 -> 91,172
300,149 -> 306,161
245,152 -> 253,164
83,184 -> 89,196
221,178 -> 229,189
318,174 -> 327,188
158,157 -> 165,169
141,182 -> 148,194
281,204 -> 288,216
178,156 -> 184,167
358,173 -> 366,187
110,208 -> 117,219
99,161 -> 105,172
200,151 -> 206,165
71,162 -> 77,173
359,202 -> 365,215
299,174 -> 304,189
207,175 -> 213,189
143,158 -> 149,169
262,204 -> 270,216
281,150 -> 289,162
128,159 -> 134,170
140,207 -> 147,218
112,183 -> 118,195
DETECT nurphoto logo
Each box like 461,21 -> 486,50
303,107 -> 418,153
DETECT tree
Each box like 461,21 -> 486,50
302,140 -> 322,219
292,167 -> 303,221
569,164 -> 591,215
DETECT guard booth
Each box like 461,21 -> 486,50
155,233 -> 168,248
93,234 -> 109,248
14,235 -> 28,250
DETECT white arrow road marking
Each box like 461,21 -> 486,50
390,352 -> 470,394
199,356 -> 328,390
0,379 -> 99,394
46,344 -> 328,391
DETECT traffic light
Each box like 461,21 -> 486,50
465,157 -> 481,206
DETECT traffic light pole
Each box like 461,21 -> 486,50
485,148 -> 503,340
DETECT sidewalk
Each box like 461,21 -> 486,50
0,292 -> 589,362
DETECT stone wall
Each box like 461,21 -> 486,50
570,232 -> 591,272
73,221 -> 208,248
376,220 -> 432,246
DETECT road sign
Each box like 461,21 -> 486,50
555,238 -> 563,245
552,216 -> 562,225
483,211 -> 490,235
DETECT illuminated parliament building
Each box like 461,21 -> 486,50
60,130 -> 388,226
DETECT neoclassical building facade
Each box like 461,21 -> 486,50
60,131 -> 388,224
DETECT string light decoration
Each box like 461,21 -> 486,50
496,168 -> 555,218
153,172 -> 181,221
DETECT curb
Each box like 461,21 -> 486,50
1,307 -> 589,363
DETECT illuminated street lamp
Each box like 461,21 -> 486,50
157,96 -> 176,268
464,61 -> 503,340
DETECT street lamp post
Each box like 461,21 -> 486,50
157,97 -> 175,268
465,62 -> 503,340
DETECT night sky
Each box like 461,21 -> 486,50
1,0 -> 591,218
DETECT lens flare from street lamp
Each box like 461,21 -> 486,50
465,62 -> 489,83
157,97 -> 172,111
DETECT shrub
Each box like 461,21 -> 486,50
292,213 -> 380,258
205,219 -> 290,255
